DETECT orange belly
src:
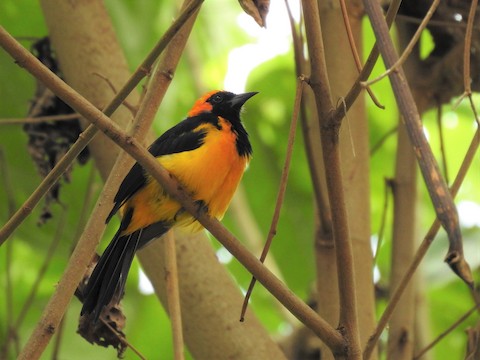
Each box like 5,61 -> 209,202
123,121 -> 250,234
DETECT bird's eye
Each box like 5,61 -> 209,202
210,93 -> 223,104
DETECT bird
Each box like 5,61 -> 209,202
80,90 -> 257,321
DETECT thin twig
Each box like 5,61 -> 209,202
446,0 -> 478,111
101,318 -> 147,360
396,13 -> 479,29
285,0 -> 329,223
362,0 -> 440,87
163,231 -> 185,360
413,303 -> 479,359
339,97 -> 356,157
1,24 -> 345,354
229,186 -> 297,325
339,0 -> 384,109
240,77 -> 305,322
463,0 -> 477,96
92,72 -> 138,116
0,114 -> 81,125
370,125 -> 398,156
331,0 -> 403,124
364,127 -> 480,359
468,95 -> 480,129
436,103 -> 449,184
0,0 -> 204,248
373,178 -> 393,266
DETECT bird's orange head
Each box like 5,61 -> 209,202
188,90 -> 258,120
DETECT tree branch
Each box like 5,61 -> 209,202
331,0 -> 403,124
0,25 -> 345,355
362,0 -> 473,286
240,77 -> 304,321
0,0 -> 203,247
364,127 -> 480,358
302,1 -> 361,358
163,231 -> 185,360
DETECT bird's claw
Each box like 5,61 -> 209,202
194,200 -> 209,217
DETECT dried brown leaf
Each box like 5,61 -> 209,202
77,306 -> 127,358
238,0 -> 270,27
76,255 -> 127,358
25,37 -> 90,224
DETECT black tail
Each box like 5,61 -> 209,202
81,228 -> 142,321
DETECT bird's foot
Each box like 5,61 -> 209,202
194,200 -> 209,217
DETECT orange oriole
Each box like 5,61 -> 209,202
81,90 -> 257,320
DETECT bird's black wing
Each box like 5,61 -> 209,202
105,114 -> 217,223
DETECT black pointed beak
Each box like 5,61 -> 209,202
229,91 -> 258,109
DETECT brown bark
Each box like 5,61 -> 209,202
303,0 -> 362,357
386,22 -> 430,360
319,2 -> 376,358
287,2 -> 339,357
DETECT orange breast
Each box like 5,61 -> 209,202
124,118 -> 250,233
